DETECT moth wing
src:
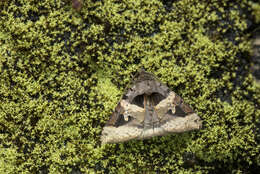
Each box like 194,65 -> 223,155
160,94 -> 202,133
101,102 -> 144,144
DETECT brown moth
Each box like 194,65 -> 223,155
101,70 -> 202,144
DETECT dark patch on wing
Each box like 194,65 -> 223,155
174,106 -> 188,117
114,114 -> 133,127
167,110 -> 174,115
106,104 -> 123,126
132,94 -> 144,107
122,95 -> 128,100
172,95 -> 195,115
180,103 -> 194,114
167,106 -> 188,117
149,92 -> 166,105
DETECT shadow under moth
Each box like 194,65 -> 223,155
101,70 -> 202,144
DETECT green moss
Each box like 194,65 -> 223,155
251,1 -> 260,23
0,0 -> 259,173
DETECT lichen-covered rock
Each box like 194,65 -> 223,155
0,0 -> 259,173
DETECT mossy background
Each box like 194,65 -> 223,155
0,0 -> 260,173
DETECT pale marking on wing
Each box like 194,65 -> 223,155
120,100 -> 145,123
154,92 -> 176,119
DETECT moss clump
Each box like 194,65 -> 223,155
0,0 -> 259,173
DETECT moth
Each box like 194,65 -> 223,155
101,70 -> 202,144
